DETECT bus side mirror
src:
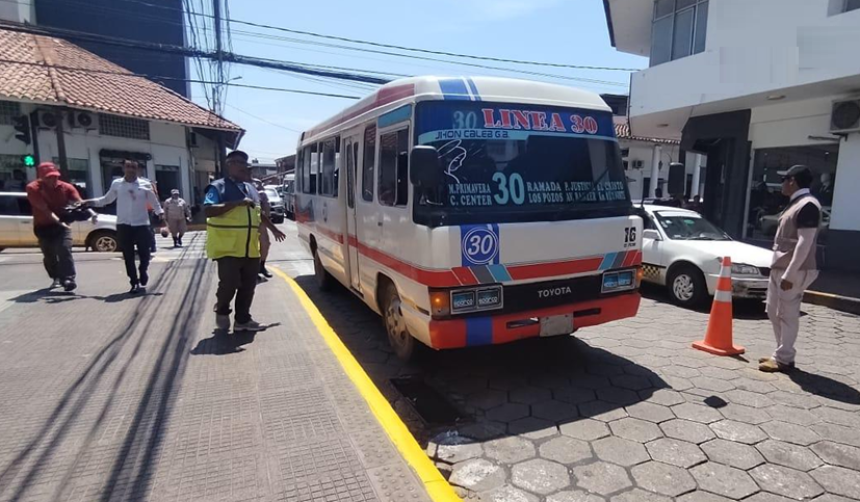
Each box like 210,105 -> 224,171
410,146 -> 443,189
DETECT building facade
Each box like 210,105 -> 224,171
1,0 -> 190,97
604,0 -> 860,270
603,94 -> 703,201
0,29 -> 241,210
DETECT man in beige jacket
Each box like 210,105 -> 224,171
760,165 -> 821,373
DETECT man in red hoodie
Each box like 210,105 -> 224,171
25,162 -> 93,291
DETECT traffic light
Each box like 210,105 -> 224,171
12,115 -> 31,145
21,154 -> 36,168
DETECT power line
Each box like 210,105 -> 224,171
0,0 -> 639,73
0,21 -> 393,85
225,104 -> 302,133
0,57 -> 364,99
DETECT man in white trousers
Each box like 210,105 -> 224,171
760,165 -> 821,373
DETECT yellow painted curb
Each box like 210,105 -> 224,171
272,267 -> 463,502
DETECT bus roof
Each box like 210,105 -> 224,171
301,76 -> 612,144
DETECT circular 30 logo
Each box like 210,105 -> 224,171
462,227 -> 499,265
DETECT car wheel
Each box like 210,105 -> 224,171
382,281 -> 416,361
89,231 -> 118,252
668,264 -> 708,308
313,247 -> 333,291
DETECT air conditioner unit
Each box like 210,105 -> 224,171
69,111 -> 97,130
37,110 -> 59,129
632,160 -> 644,169
830,98 -> 860,134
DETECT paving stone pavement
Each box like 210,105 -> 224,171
0,231 -> 433,502
277,220 -> 860,502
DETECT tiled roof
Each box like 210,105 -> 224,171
615,122 -> 680,145
0,28 -> 243,136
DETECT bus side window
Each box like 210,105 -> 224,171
320,138 -> 338,197
301,145 -> 314,194
379,128 -> 410,207
362,125 -> 376,202
309,144 -> 319,194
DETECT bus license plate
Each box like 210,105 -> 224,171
540,314 -> 574,337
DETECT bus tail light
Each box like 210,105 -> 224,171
636,266 -> 644,287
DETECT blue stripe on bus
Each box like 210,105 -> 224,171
466,317 -> 493,346
466,78 -> 481,101
599,252 -> 618,271
378,104 -> 412,128
439,78 -> 471,101
488,264 -> 512,282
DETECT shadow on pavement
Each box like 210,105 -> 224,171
190,323 -> 279,355
790,369 -> 860,405
293,275 -> 670,445
0,243 -> 210,502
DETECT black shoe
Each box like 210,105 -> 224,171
260,266 -> 273,278
63,279 -> 77,292
140,271 -> 149,287
130,284 -> 142,294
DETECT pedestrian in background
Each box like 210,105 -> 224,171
163,189 -> 191,247
204,151 -> 284,332
85,160 -> 163,294
25,162 -> 93,292
760,165 -> 821,373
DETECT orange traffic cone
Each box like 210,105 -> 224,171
692,256 -> 745,356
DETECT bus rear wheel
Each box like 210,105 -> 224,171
382,282 -> 416,361
313,247 -> 333,291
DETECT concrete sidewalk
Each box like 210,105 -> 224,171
0,234 -> 438,502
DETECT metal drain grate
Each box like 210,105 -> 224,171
390,377 -> 466,426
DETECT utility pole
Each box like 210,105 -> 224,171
212,0 -> 226,176
55,109 -> 69,180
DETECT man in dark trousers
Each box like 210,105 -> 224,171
25,162 -> 93,291
86,160 -> 163,294
760,165 -> 821,373
205,151 -> 285,332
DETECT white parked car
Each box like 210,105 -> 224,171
637,205 -> 773,307
263,185 -> 286,223
0,192 -> 119,252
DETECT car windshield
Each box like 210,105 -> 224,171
655,213 -> 730,241
264,189 -> 280,200
413,101 -> 630,226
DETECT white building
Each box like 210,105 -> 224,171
603,0 -> 860,270
0,27 -> 242,206
603,94 -> 704,201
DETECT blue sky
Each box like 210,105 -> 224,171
192,0 -> 648,163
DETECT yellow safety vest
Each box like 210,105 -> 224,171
206,204 -> 262,259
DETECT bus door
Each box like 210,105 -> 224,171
343,133 -> 362,292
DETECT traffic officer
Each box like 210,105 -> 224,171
760,164 -> 821,373
204,151 -> 284,332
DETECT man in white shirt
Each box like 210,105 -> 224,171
760,164 -> 821,373
86,160 -> 164,294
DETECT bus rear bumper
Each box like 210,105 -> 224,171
418,292 -> 641,350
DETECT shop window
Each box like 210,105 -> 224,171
98,114 -> 150,140
651,0 -> 709,66
378,128 -> 409,207
0,101 -> 21,126
52,158 -> 91,198
747,145 -> 838,243
0,154 -> 28,191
